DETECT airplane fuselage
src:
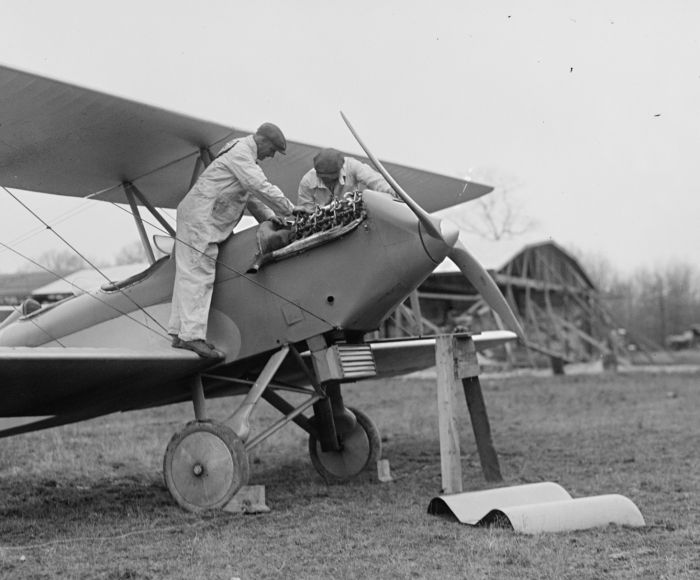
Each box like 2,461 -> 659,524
0,191 -> 451,365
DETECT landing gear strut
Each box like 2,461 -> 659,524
162,340 -> 381,510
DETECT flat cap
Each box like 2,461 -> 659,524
256,122 -> 287,154
313,148 -> 344,178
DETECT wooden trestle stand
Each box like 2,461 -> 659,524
435,333 -> 502,495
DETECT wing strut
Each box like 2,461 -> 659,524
188,147 -> 216,190
1,185 -> 170,336
124,182 -> 176,237
123,183 -> 156,264
201,147 -> 215,165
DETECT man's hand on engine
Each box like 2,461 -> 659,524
292,205 -> 312,215
269,215 -> 288,227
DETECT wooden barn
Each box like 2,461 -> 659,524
382,238 -> 629,369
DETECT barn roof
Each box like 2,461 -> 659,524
431,236 -> 595,291
433,235 -> 532,273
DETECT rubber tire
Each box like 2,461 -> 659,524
308,407 -> 381,484
164,420 -> 249,512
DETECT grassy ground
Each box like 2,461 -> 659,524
0,367 -> 699,579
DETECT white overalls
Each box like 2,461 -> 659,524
168,135 -> 293,342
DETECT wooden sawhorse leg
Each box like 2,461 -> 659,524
436,334 -> 502,495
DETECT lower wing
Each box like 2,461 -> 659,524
370,331 -> 517,378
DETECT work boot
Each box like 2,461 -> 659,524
173,338 -> 224,359
171,334 -> 217,350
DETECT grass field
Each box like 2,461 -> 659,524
1,367 -> 699,579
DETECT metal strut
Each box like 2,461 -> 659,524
246,393 -> 322,451
189,147 -> 215,189
124,182 -> 176,237
123,183 -> 156,264
227,345 -> 290,442
191,376 -> 207,421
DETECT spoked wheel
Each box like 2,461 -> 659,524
309,407 -> 381,483
164,420 -> 249,512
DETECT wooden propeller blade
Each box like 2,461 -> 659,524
448,240 -> 526,340
340,112 -> 444,239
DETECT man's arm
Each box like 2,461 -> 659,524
246,197 -> 275,223
226,147 -> 294,216
346,157 -> 394,195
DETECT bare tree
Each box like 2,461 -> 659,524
447,168 -> 535,241
567,248 -> 700,348
569,247 -> 620,294
606,262 -> 700,345
17,249 -> 89,275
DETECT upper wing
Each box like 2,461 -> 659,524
0,64 -> 491,211
370,331 -> 517,378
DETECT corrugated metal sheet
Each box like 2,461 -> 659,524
428,482 -> 645,534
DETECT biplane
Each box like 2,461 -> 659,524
0,64 -> 524,511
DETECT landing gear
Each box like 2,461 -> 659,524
162,340 -> 382,510
309,407 -> 381,483
163,420 -> 249,512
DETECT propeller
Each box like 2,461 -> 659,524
340,112 -> 443,240
448,240 -> 525,339
340,112 -> 526,340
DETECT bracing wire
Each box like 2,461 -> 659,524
0,302 -> 66,347
105,201 -> 337,329
2,133 -> 336,335
0,237 -> 170,343
0,191 -> 111,260
0,134 -> 230,259
84,133 -> 236,202
2,186 -> 170,337
0,187 -> 335,337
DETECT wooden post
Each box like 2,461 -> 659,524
435,335 -> 463,494
461,376 -> 503,482
435,334 -> 503,492
550,355 -> 566,375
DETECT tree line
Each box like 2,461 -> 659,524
16,242 -> 148,276
577,251 -> 700,346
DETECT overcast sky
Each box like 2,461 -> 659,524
1,0 -> 698,274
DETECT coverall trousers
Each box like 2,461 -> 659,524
168,234 -> 219,342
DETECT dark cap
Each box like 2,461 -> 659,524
313,148 -> 344,178
256,122 -> 287,154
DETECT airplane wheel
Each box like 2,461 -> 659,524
163,420 -> 249,512
309,407 -> 381,483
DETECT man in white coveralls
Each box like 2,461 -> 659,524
169,123 -> 295,359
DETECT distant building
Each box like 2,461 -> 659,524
384,238 -> 631,368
